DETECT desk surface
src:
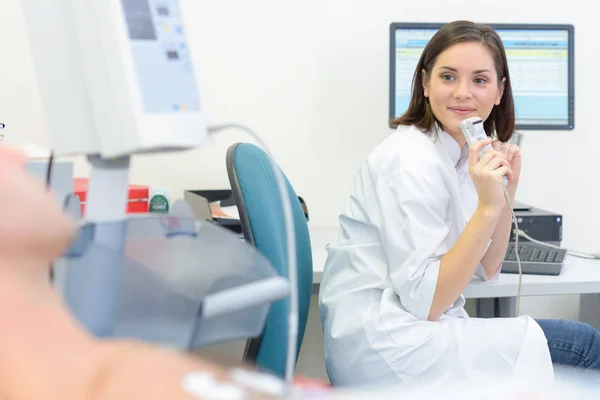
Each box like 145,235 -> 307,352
309,228 -> 600,299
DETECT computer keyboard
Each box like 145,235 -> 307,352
502,242 -> 567,276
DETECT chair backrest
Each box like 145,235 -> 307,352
226,142 -> 313,379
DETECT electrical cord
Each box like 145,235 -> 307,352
46,151 -> 55,188
46,151 -> 55,283
206,124 -> 298,386
503,188 -> 521,318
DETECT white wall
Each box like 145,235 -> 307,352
1,0 -> 598,381
3,0 -> 596,245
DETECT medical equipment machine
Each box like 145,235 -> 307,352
20,0 -> 299,384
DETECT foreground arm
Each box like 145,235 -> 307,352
0,146 -> 281,400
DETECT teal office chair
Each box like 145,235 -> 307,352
226,143 -> 313,379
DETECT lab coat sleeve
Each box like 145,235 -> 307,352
376,165 -> 450,321
473,240 -> 502,282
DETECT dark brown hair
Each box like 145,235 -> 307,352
390,20 -> 515,142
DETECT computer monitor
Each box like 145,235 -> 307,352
389,23 -> 575,130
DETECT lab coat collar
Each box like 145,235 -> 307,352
431,128 -> 467,169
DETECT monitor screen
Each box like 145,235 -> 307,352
389,23 -> 574,130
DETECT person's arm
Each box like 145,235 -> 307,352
479,141 -> 522,279
479,182 -> 517,279
378,139 -> 509,323
428,139 -> 511,321
0,146 -> 279,400
0,276 -> 279,400
429,207 -> 501,320
0,277 -> 98,400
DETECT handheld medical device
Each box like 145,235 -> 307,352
459,117 -> 508,187
20,0 -> 298,385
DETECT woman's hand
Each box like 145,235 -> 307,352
468,138 -> 512,215
491,140 -> 521,185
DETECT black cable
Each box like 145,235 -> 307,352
45,151 -> 54,188
46,151 -> 55,282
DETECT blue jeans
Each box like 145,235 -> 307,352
536,319 -> 600,370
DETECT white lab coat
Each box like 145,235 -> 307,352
319,125 -> 553,389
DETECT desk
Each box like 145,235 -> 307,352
309,228 -> 600,300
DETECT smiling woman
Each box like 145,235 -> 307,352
421,42 -> 506,147
318,19 -> 600,390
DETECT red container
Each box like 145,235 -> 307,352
73,178 -> 149,216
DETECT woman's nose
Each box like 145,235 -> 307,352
454,80 -> 472,99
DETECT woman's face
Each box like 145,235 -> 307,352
422,41 -> 505,146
